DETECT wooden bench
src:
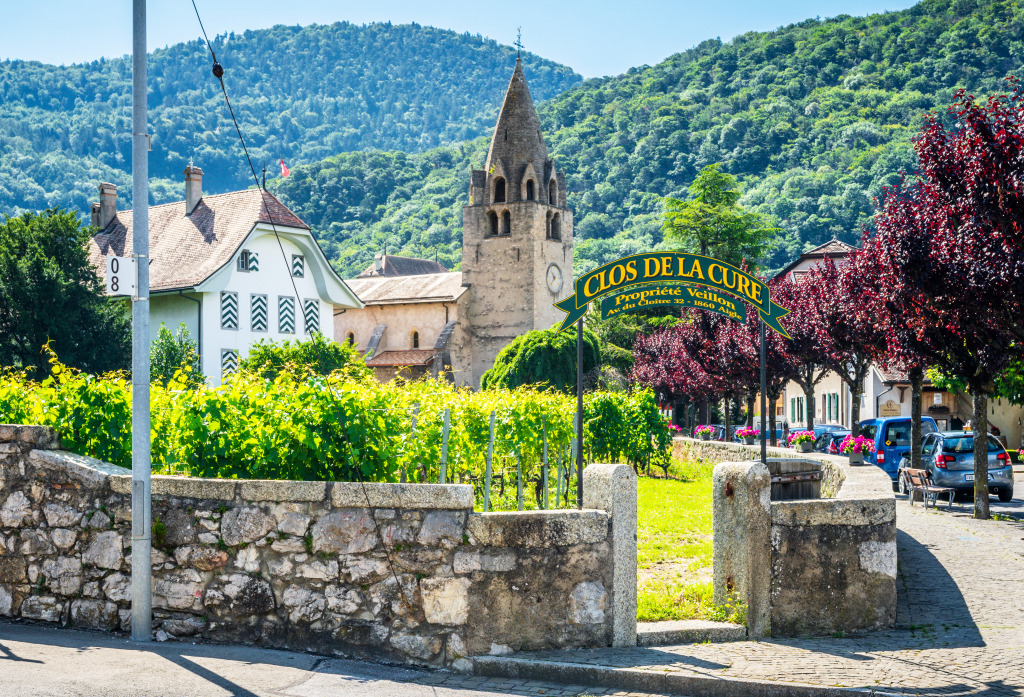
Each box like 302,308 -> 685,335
905,468 -> 955,510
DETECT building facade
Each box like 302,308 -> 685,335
88,167 -> 362,384
335,58 -> 575,387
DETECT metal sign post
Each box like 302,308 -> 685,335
760,319 -> 767,465
576,317 -> 584,508
130,0 -> 152,643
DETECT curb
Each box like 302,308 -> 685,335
472,655 -> 903,697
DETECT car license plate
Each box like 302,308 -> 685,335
964,474 -> 994,482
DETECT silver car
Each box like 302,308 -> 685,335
898,431 -> 1015,502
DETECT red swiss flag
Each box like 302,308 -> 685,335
280,158 -> 290,177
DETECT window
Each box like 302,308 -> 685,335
861,423 -> 879,442
220,291 -> 238,330
548,213 -> 561,241
346,333 -> 355,345
549,180 -> 557,204
488,211 -> 499,236
411,331 -> 420,349
250,294 -> 268,332
221,349 -> 238,379
493,177 -> 506,203
278,296 -> 295,334
922,420 -> 936,435
797,397 -> 804,422
501,210 -> 511,236
884,422 -> 911,447
291,254 -> 305,277
303,299 -> 319,334
922,435 -> 937,457
237,250 -> 251,272
526,180 -> 535,201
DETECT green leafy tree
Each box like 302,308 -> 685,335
661,164 -> 774,267
150,322 -> 202,388
0,209 -> 129,379
482,327 -> 600,392
238,332 -> 371,382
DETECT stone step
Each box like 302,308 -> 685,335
637,619 -> 746,646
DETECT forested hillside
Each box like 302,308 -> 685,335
0,22 -> 580,214
279,0 -> 1024,277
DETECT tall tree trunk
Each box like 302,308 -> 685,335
850,384 -> 862,437
746,393 -> 755,429
803,385 -> 815,433
769,398 -> 777,447
910,366 -> 923,470
724,398 -> 732,442
973,391 -> 990,520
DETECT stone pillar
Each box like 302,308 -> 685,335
583,463 -> 636,647
712,461 -> 770,638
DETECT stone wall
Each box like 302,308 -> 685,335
0,425 -> 635,667
679,438 -> 897,638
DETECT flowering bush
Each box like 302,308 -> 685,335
736,427 -> 760,438
694,425 -> 715,437
840,434 -> 875,455
787,430 -> 815,446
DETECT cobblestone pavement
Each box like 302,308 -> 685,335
502,495 -> 1024,696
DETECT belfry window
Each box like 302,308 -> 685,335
412,331 -> 420,349
501,210 -> 511,236
526,180 -> 535,201
488,211 -> 499,236
549,180 -> 558,205
494,177 -> 506,203
549,213 -> 561,241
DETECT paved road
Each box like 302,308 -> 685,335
503,494 -> 1024,695
0,621 -> 672,697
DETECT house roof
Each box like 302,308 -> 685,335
356,255 -> 449,278
874,364 -> 935,386
87,189 -> 309,293
345,272 -> 468,306
774,237 -> 858,280
365,349 -> 436,367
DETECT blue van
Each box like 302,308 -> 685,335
859,416 -> 938,481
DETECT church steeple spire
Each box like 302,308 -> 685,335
484,58 -> 549,178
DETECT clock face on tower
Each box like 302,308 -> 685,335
546,263 -> 563,294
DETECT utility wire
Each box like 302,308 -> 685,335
189,0 -> 411,611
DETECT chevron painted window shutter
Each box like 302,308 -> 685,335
221,349 -> 238,378
291,254 -> 304,277
251,294 -> 268,332
248,252 -> 259,272
279,296 -> 295,334
303,299 -> 320,334
220,291 -> 238,330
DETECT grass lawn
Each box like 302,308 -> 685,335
636,458 -> 736,623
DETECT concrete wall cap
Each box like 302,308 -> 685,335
28,449 -> 129,486
468,509 -> 609,548
330,482 -> 473,510
151,476 -> 238,501
240,480 -> 327,503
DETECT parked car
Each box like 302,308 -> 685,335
859,416 -> 939,482
816,429 -> 851,454
898,431 -> 1014,502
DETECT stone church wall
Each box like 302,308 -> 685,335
0,426 -> 633,667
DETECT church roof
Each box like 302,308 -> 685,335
485,58 -> 549,176
88,189 -> 309,293
356,255 -> 449,278
345,271 -> 468,306
365,349 -> 436,367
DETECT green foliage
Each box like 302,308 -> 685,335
0,209 -> 129,378
0,23 -> 580,216
0,351 -> 669,485
481,328 -> 600,392
238,332 -> 372,382
150,323 -> 202,388
928,355 -> 1024,405
662,164 -> 774,267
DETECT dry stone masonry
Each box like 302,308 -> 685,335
0,425 -> 635,667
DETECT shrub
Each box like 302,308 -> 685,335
481,327 -> 600,392
239,332 -> 371,382
151,322 -> 203,388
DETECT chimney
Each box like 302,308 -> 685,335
90,202 -> 101,228
98,183 -> 117,229
184,165 -> 204,215
374,254 -> 384,274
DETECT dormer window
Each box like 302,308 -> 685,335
493,178 -> 506,203
549,180 -> 558,205
526,180 -> 535,201
237,250 -> 251,272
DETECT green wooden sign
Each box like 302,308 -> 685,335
600,284 -> 748,323
555,252 -> 789,336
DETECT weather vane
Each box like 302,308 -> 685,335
514,27 -> 523,58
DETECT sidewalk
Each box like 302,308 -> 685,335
476,497 -> 1024,696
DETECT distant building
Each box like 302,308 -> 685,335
87,166 -> 362,384
335,58 -> 575,386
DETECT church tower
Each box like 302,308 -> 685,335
462,58 -> 574,387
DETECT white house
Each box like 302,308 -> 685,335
87,166 -> 362,384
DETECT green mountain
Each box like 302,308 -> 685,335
0,22 -> 581,215
278,0 -> 1024,277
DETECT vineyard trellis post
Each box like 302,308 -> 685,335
484,411 -> 495,512
542,417 -> 549,509
439,408 -> 450,483
515,447 -> 524,511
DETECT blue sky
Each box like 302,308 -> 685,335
5,0 -> 917,77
